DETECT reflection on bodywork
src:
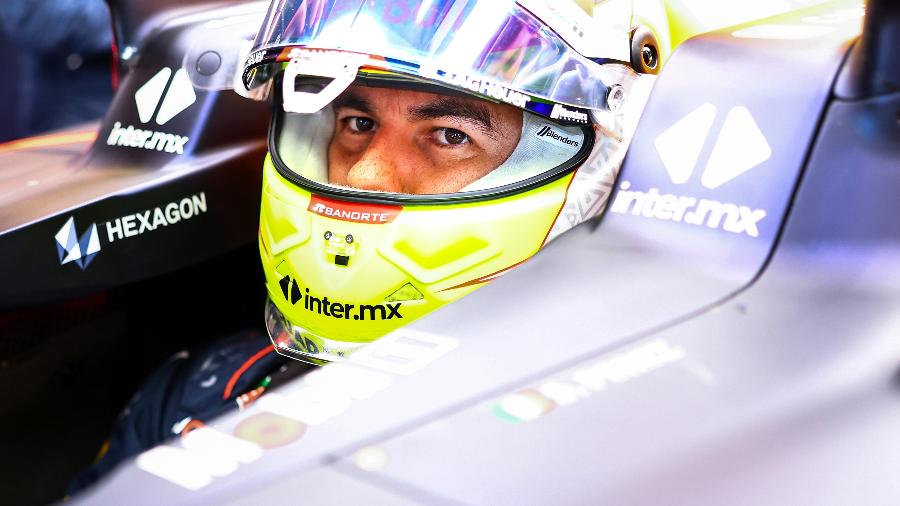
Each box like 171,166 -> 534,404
494,339 -> 685,423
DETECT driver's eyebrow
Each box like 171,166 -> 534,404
333,91 -> 373,115
407,96 -> 494,134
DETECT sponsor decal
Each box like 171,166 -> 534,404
308,195 -> 401,224
106,67 -> 196,154
106,122 -> 189,154
137,427 -> 263,491
105,193 -> 208,243
55,217 -> 101,270
278,274 -> 403,322
494,339 -> 685,423
138,330 -> 458,489
233,413 -> 306,449
424,67 -> 530,109
611,182 -> 767,237
277,47 -> 373,66
536,125 -> 580,147
54,192 -> 208,271
611,104 -> 770,237
549,103 -> 589,124
245,49 -> 265,67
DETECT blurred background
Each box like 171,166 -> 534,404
0,0 -> 113,142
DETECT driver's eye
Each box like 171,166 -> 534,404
348,117 -> 375,132
443,128 -> 468,145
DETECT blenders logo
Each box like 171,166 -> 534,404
536,125 -> 580,147
55,193 -> 208,270
55,217 -> 101,270
610,104 -> 770,237
106,67 -> 196,155
550,104 -> 589,124
279,274 -> 403,321
308,195 -> 401,224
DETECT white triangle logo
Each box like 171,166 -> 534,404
156,69 -> 197,126
54,216 -> 75,251
62,243 -> 82,265
84,224 -> 101,256
701,106 -> 772,189
135,68 -> 172,124
134,67 -> 196,125
653,103 -> 717,185
55,216 -> 81,265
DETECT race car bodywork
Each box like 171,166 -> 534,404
71,0 -> 900,504
0,1 -> 270,308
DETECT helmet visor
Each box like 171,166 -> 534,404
245,0 -> 618,112
270,77 -> 591,199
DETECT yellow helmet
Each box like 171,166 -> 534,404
243,0 -> 653,363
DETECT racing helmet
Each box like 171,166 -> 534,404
242,0 -> 653,364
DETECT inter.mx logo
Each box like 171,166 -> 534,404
106,67 -> 196,154
610,104 -> 770,237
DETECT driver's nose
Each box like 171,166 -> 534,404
345,135 -> 403,193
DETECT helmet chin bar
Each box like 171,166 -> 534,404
265,295 -> 365,364
282,51 -> 366,114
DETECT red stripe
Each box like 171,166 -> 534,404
438,259 -> 528,292
223,346 -> 276,400
0,130 -> 97,153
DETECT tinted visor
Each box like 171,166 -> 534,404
245,0 -> 618,113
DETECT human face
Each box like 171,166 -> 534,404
327,85 -> 523,194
